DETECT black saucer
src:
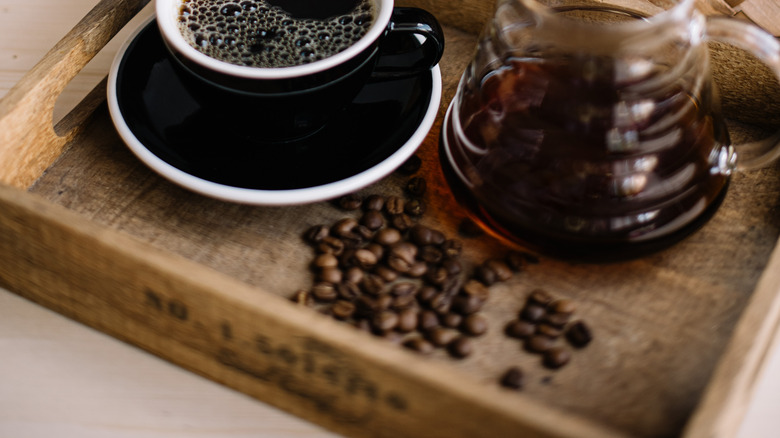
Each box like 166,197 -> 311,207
108,18 -> 439,203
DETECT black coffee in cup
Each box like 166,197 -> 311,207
177,0 -> 376,68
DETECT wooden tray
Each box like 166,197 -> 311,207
1,1 -> 780,437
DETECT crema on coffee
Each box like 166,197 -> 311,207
177,0 -> 375,68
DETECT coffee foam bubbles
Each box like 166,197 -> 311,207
177,0 -> 375,68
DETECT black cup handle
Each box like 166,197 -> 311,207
371,7 -> 445,80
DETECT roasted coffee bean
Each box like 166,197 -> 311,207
404,199 -> 426,217
374,228 -> 402,246
391,282 -> 418,297
403,337 -> 435,354
447,336 -> 473,358
387,242 -> 418,273
429,292 -> 452,314
397,154 -> 422,175
536,323 -> 563,339
363,194 -> 385,211
373,265 -> 398,283
520,304 -> 547,322
382,331 -> 404,344
336,281 -> 362,301
375,294 -> 394,311
338,248 -> 356,268
475,264 -> 498,286
461,314 -> 488,336
419,245 -> 444,264
354,295 -> 377,318
528,289 -> 554,307
396,308 -> 419,333
311,282 -> 338,302
303,224 -> 329,245
337,193 -> 363,210
332,217 -> 359,237
458,218 -> 484,237
407,261 -> 428,278
372,310 -> 399,332
485,259 -> 513,281
440,312 -> 463,329
409,224 -> 445,246
427,327 -> 459,347
292,289 -> 313,306
525,334 -> 555,353
390,214 -> 415,231
392,294 -> 417,311
361,210 -> 385,230
505,250 -> 538,271
363,243 -> 384,261
440,239 -> 463,257
317,267 -> 343,284
500,367 -> 524,390
462,279 -> 490,301
351,248 -> 378,269
332,300 -> 356,320
551,299 -> 576,315
505,320 -> 535,339
343,266 -> 364,285
360,273 -> 386,295
566,320 -> 593,348
355,225 -> 374,241
385,196 -> 405,215
405,177 -> 427,197
311,253 -> 339,270
440,257 -> 463,277
543,312 -> 571,328
317,236 -> 345,255
354,318 -> 371,332
543,347 -> 571,369
451,294 -> 483,315
418,310 -> 440,332
417,286 -> 438,304
424,266 -> 449,286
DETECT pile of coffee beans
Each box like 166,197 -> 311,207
499,289 -> 593,389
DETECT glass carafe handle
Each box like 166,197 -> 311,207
705,17 -> 780,169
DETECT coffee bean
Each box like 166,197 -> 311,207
312,253 -> 339,270
382,331 -> 404,344
427,327 -> 459,347
403,337 -> 434,354
360,273 -> 385,295
303,224 -> 329,245
505,320 -> 535,339
543,312 -> 571,328
405,177 -> 427,198
440,312 -> 463,329
407,261 -> 428,278
292,289 -> 313,306
372,310 -> 399,332
475,264 -> 498,286
461,314 -> 488,336
440,239 -> 463,258
343,266 -> 364,285
566,320 -> 593,348
385,196 -> 405,215
528,289 -> 554,307
354,319 -> 371,332
390,214 -> 415,231
354,296 -> 377,318
336,282 -> 361,301
311,282 -> 338,302
332,300 -> 356,320
331,217 -> 359,238
390,282 -> 418,297
398,154 -> 422,175
317,267 -> 343,284
451,294 -> 483,315
447,336 -> 473,358
417,286 -> 438,304
525,334 -> 555,353
392,294 -> 417,311
500,367 -> 524,390
317,236 -> 345,256
536,323 -> 563,339
409,224 -> 445,246
337,193 -> 363,210
361,210 -> 385,230
354,224 -> 375,241
387,242 -> 418,273
462,279 -> 490,301
363,194 -> 385,211
551,299 -> 576,315
419,245 -> 444,264
404,199 -> 426,217
440,257 -> 463,276
543,347 -> 571,369
505,250 -> 538,271
373,265 -> 398,283
418,310 -> 440,332
485,259 -> 513,281
520,304 -> 546,322
396,308 -> 419,333
374,228 -> 402,246
351,248 -> 378,269
375,294 -> 394,311
365,243 -> 385,261
424,266 -> 449,286
428,292 -> 452,314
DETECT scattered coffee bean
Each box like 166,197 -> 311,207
372,310 -> 399,332
351,248 -> 378,270
447,336 -> 473,358
373,265 -> 397,283
397,154 -> 422,175
292,289 -> 312,306
343,266 -> 364,285
336,282 -> 361,301
566,320 -> 593,348
406,177 -> 427,197
451,294 -> 483,315
427,327 -> 459,347
525,334 -> 555,353
385,196 -> 405,215
520,304 -> 546,322
441,239 -> 463,258
392,294 -> 417,311
475,264 -> 498,286
311,282 -> 338,302
461,279 -> 490,301
461,314 -> 488,336
311,253 -> 339,270
317,236 -> 345,256
504,320 -> 535,339
407,261 -> 429,278
543,312 -> 571,328
403,337 -> 434,354
440,312 -> 463,329
543,347 -> 571,369
338,193 -> 363,210
374,227 -> 402,246
418,310 -> 440,332
419,245 -> 444,264
361,210 -> 385,230
331,217 -> 359,238
363,194 -> 385,211
360,273 -> 385,295
317,266 -> 343,284
536,323 -> 563,339
396,308 -> 419,333
500,367 -> 524,390
404,199 -> 426,217
417,286 -> 438,304
304,224 -> 329,244
332,300 -> 356,320
551,299 -> 576,315
390,213 -> 415,231
484,259 -> 513,282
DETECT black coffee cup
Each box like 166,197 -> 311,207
156,0 -> 444,141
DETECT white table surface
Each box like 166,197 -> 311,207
0,1 -> 778,437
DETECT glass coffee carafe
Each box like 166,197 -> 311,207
440,0 -> 780,259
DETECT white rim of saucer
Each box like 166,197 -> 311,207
107,15 -> 442,206
156,0 -> 395,80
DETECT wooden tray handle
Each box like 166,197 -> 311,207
0,0 -> 150,190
